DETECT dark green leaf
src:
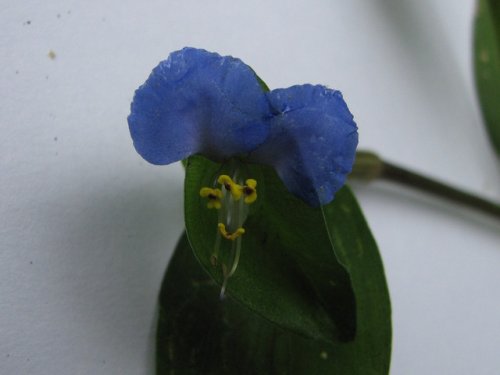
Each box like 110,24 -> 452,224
474,0 -> 500,155
157,231 -> 391,374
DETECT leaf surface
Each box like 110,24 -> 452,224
157,228 -> 391,374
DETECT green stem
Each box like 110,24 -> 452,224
351,151 -> 500,220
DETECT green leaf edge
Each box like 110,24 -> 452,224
474,0 -> 500,155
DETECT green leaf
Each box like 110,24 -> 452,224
474,0 -> 500,155
184,155 -> 390,354
157,231 -> 391,374
321,188 -> 392,373
184,155 -> 355,344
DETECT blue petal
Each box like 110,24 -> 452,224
128,48 -> 270,165
252,85 -> 358,207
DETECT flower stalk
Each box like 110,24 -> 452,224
351,151 -> 500,220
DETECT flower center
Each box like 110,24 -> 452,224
199,170 -> 258,298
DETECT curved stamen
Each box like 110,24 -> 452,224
218,223 -> 245,240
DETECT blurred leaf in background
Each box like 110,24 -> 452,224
474,0 -> 500,155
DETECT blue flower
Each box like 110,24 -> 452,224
128,48 -> 270,164
128,47 -> 358,207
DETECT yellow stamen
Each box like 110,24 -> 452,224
199,187 -> 223,209
243,179 -> 257,204
217,175 -> 243,200
218,223 -> 245,241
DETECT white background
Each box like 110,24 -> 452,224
1,0 -> 499,374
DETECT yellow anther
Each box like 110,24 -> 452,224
217,175 -> 243,200
243,179 -> 257,204
199,187 -> 223,209
218,223 -> 245,241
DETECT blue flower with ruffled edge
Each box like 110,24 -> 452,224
128,47 -> 358,207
